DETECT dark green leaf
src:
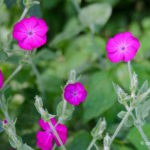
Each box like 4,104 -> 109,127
83,71 -> 117,122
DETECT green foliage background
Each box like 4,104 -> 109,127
1,0 -> 150,149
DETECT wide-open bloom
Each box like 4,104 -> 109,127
13,16 -> 48,51
0,70 -> 3,89
106,32 -> 140,63
37,118 -> 67,150
64,82 -> 87,106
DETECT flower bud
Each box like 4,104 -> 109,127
103,133 -> 111,150
91,118 -> 106,139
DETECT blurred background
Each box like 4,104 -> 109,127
1,0 -> 150,149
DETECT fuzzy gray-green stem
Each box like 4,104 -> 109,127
87,138 -> 96,150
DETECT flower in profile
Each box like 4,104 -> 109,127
64,82 -> 87,106
0,70 -> 3,89
37,118 -> 67,150
13,16 -> 48,51
106,32 -> 140,63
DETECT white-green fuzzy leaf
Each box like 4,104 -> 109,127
79,3 -> 112,27
137,100 -> 150,122
117,111 -> 126,119
57,101 -> 75,121
137,80 -> 149,96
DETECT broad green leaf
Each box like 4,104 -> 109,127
79,3 -> 112,27
0,0 -> 4,6
50,17 -> 84,47
66,131 -> 92,150
33,49 -> 56,64
85,0 -> 120,6
127,124 -> 150,150
28,5 -> 41,18
65,34 -> 106,73
129,22 -> 141,37
40,70 -> 63,93
83,71 -> 117,122
18,144 -> 33,150
42,0 -> 61,9
142,17 -> 150,30
138,33 -> 150,59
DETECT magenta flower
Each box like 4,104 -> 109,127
106,32 -> 140,63
64,82 -> 87,106
36,118 -> 67,150
0,70 -> 3,89
13,16 -> 48,51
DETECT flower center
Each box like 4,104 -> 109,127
28,30 -> 34,36
121,46 -> 126,51
73,91 -> 77,97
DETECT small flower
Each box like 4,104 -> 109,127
106,32 -> 140,63
0,70 -> 3,89
13,16 -> 48,51
36,118 -> 67,150
3,119 -> 7,125
64,82 -> 87,106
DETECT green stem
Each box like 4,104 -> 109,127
87,138 -> 96,150
128,61 -> 132,87
3,64 -> 23,91
52,144 -> 57,150
126,105 -> 150,150
19,7 -> 29,21
127,62 -> 150,150
110,107 -> 133,145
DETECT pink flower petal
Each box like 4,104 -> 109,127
108,51 -> 123,63
123,46 -> 137,62
53,123 -> 67,147
29,35 -> 47,48
39,119 -> 50,131
0,70 -> 3,89
13,22 -> 27,32
18,38 -> 33,50
106,38 -> 120,53
34,19 -> 48,36
21,16 -> 38,30
13,31 -> 27,41
36,131 -> 53,150
50,117 -> 57,126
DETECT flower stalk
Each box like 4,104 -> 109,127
87,138 -> 96,150
127,61 -> 150,150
